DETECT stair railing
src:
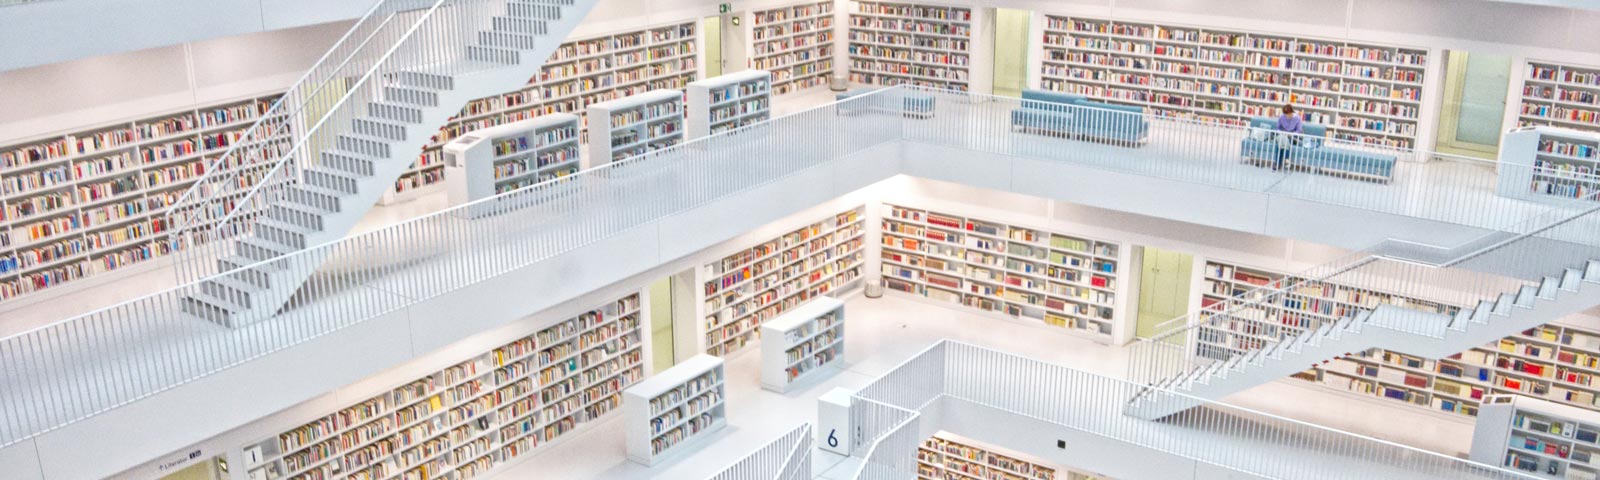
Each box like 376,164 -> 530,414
163,0 -> 508,285
854,340 -> 1539,480
1130,190 -> 1600,394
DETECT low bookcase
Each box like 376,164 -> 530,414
759,297 -> 846,393
623,354 -> 728,466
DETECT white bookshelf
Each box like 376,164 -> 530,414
442,113 -> 580,206
381,21 -> 700,204
917,432 -> 1100,480
0,94 -> 282,304
846,0 -> 974,92
686,70 -> 774,138
749,1 -> 837,96
1472,395 -> 1600,479
879,204 -> 1123,342
585,90 -> 686,166
1520,61 -> 1600,134
700,206 -> 866,357
624,354 -> 728,466
1497,126 -> 1600,205
238,292 -> 645,480
1037,15 -> 1431,148
759,296 -> 846,393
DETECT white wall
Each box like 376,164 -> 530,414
9,0 -> 1600,147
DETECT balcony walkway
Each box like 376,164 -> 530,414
0,88 -> 1576,462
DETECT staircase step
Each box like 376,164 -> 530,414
1494,293 -> 1516,315
304,166 -> 363,195
352,117 -> 408,141
387,70 -> 456,91
321,150 -> 378,176
466,44 -> 522,64
368,101 -> 425,124
1515,285 -> 1537,308
198,276 -> 266,308
217,254 -> 285,288
181,292 -> 245,325
507,2 -> 563,20
1449,308 -> 1471,331
1565,268 -> 1585,291
1472,300 -> 1493,323
382,85 -> 441,107
236,236 -> 296,262
284,184 -> 347,213
1539,276 -> 1560,300
478,30 -> 540,50
265,202 -> 330,231
255,218 -> 319,249
1589,260 -> 1600,282
335,133 -> 395,158
491,16 -> 550,35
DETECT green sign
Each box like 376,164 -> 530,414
719,3 -> 730,13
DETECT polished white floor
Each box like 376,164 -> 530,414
478,293 -> 1472,480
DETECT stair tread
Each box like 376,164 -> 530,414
219,253 -> 286,273
185,290 -> 246,312
257,217 -> 320,235
403,59 -> 503,76
238,235 -> 296,255
206,274 -> 265,294
290,183 -> 354,198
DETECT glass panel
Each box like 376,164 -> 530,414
1455,52 -> 1512,146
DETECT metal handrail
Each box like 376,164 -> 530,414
851,340 -> 1538,480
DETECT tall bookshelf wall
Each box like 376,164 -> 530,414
239,292 -> 645,480
0,94 -> 282,303
846,0 -> 974,92
1038,15 -> 1430,148
1200,259 -> 1600,420
916,432 -> 1112,480
387,21 -> 700,202
1520,61 -> 1600,133
879,204 -> 1123,342
750,1 -> 837,96
700,206 -> 866,357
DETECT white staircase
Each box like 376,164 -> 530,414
1128,259 -> 1600,420
167,0 -> 597,327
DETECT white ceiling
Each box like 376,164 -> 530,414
1489,0 -> 1600,10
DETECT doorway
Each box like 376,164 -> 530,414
649,268 -> 702,372
648,276 -> 675,372
703,15 -> 726,77
1135,246 -> 1194,338
1435,50 -> 1513,160
991,9 -> 1032,97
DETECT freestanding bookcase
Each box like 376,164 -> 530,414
584,89 -> 686,167
759,296 -> 846,393
1496,126 -> 1600,205
623,354 -> 728,466
1471,395 -> 1600,479
442,113 -> 580,206
686,70 -> 774,138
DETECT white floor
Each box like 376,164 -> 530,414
477,293 -> 1472,480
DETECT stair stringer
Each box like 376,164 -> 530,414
1126,265 -> 1600,420
183,0 -> 599,327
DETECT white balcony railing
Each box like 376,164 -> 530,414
849,340 -> 1538,480
706,423 -> 813,480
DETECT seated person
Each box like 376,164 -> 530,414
1275,103 -> 1304,171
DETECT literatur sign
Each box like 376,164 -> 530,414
156,449 -> 203,472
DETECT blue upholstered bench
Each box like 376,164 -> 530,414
1010,89 -> 1149,146
836,88 -> 935,118
1240,117 -> 1396,182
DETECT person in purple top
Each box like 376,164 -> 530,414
1274,103 -> 1304,171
